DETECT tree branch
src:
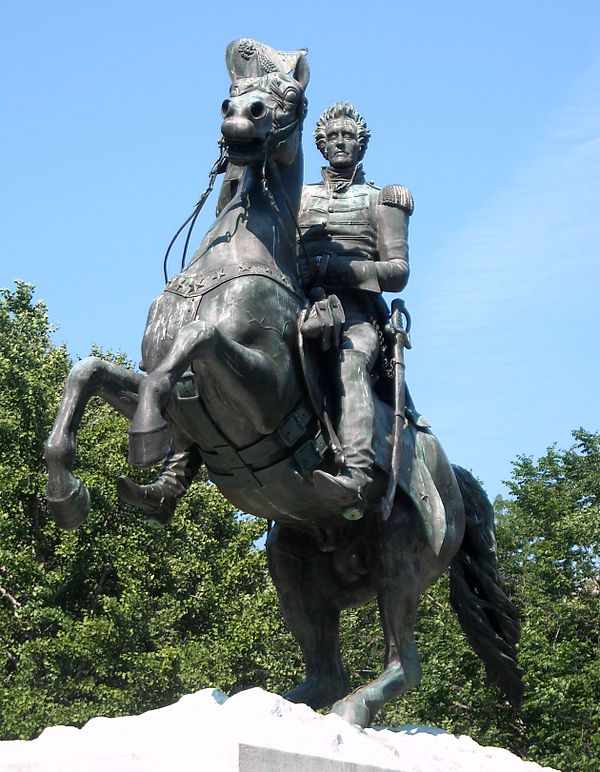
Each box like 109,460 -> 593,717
0,584 -> 21,613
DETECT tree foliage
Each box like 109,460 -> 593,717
0,283 -> 299,739
1,283 -> 597,770
494,432 -> 600,769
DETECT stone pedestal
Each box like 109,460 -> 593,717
0,688 -> 558,771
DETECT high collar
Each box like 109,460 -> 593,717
321,163 -> 366,193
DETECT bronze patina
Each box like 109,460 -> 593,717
44,39 -> 522,727
298,102 -> 413,519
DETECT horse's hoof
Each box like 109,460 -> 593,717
46,479 -> 91,530
330,696 -> 371,728
284,675 -> 349,710
128,424 -> 170,468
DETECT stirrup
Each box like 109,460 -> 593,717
312,468 -> 369,520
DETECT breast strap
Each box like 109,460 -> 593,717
165,261 -> 304,300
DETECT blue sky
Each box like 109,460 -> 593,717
2,1 -> 599,499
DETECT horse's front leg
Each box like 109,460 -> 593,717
129,320 -> 280,468
45,357 -> 143,529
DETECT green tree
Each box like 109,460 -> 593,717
493,431 -> 600,770
0,283 -> 299,739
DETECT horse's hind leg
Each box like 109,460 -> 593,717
332,515 -> 423,727
266,524 -> 350,709
45,357 -> 143,529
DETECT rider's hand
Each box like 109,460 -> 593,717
300,293 -> 345,351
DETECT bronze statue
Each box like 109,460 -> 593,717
298,102 -> 413,519
117,103 -> 412,523
44,39 -> 522,727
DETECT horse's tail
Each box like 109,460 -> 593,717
449,465 -> 523,708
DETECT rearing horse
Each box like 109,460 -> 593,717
45,39 -> 522,728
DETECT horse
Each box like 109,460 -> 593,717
44,39 -> 522,728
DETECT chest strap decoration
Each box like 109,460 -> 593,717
165,261 -> 304,301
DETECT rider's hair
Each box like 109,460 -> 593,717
314,102 -> 370,161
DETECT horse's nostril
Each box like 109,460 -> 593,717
221,99 -> 232,118
250,100 -> 266,119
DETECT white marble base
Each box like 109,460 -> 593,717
0,688 -> 559,771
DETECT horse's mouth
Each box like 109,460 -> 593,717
224,137 -> 265,162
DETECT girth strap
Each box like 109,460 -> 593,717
173,372 -> 326,489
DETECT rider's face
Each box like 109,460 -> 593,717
324,118 -> 360,170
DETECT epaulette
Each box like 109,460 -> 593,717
378,184 -> 414,215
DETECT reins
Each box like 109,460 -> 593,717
162,141 -> 227,283
161,100 -> 309,286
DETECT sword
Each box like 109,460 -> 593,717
381,298 -> 412,521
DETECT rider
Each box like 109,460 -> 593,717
118,102 -> 413,523
298,102 -> 413,517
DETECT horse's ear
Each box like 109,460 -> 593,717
293,54 -> 310,91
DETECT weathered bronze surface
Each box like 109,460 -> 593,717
298,101 -> 413,520
44,39 -> 522,727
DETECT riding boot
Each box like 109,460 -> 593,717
313,347 -> 375,520
313,466 -> 372,520
117,446 -> 202,526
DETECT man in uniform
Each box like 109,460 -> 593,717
118,102 -> 413,522
298,102 -> 413,516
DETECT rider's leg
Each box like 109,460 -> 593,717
266,524 -> 351,709
313,315 -> 379,518
117,441 -> 202,525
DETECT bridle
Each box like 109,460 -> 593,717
162,76 -> 308,284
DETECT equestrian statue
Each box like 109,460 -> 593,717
44,39 -> 522,728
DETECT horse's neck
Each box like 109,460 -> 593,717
271,147 -> 304,227
241,149 -> 303,270
188,148 -> 304,281
247,148 -> 302,215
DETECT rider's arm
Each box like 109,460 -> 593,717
374,184 -> 413,291
311,185 -> 413,294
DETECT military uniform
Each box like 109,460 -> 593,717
299,164 -> 413,496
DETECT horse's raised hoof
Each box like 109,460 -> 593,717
46,479 -> 91,530
128,424 -> 170,468
330,695 -> 371,728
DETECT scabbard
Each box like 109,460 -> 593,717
381,299 -> 411,521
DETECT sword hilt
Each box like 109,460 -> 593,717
387,298 -> 412,349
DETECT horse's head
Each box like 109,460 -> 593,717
221,39 -> 309,168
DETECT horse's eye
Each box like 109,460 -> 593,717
250,100 -> 266,119
221,99 -> 232,117
284,88 -> 299,105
